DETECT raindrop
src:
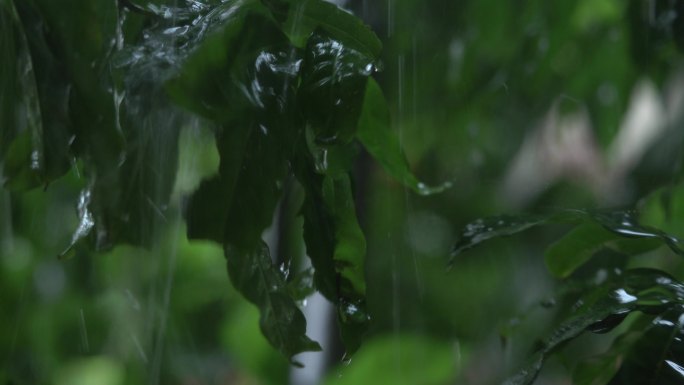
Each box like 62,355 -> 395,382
613,288 -> 637,304
666,360 -> 684,378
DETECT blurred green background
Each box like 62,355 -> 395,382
3,0 -> 684,384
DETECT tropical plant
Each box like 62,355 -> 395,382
4,0 -> 684,384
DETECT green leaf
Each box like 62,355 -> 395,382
299,31 -> 373,145
172,11 -> 321,359
504,269 -> 684,385
450,209 -> 684,269
545,223 -> 662,278
296,155 -> 370,353
545,224 -> 617,279
451,213 -> 548,260
272,0 -> 382,58
15,1 -> 75,184
321,174 -> 369,352
225,242 -> 321,361
608,307 -> 684,384
165,6 -> 281,123
357,78 -> 451,196
573,329 -> 644,385
0,0 -> 45,189
287,267 -> 316,301
174,12 -> 300,243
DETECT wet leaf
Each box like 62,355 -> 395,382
545,224 -> 619,278
173,12 -> 300,243
166,6 -> 283,123
296,153 -> 369,353
504,269 -> 684,385
287,267 -> 316,301
14,1 -> 75,184
0,0 -> 45,189
299,32 -> 372,145
545,223 -> 661,278
573,330 -> 644,385
171,11 -> 321,359
321,174 -> 369,351
272,0 -> 382,58
608,307 -> 684,384
450,209 -> 684,272
451,213 -> 547,260
357,78 -> 451,196
225,242 -> 321,361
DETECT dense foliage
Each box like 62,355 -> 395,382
4,0 -> 684,384
1,0 -> 448,364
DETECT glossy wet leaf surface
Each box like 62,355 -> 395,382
504,269 -> 684,385
299,32 -> 371,145
451,209 -> 684,275
1,0 -> 448,366
226,243 -> 321,360
607,307 -> 684,384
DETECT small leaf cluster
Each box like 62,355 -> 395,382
451,189 -> 684,384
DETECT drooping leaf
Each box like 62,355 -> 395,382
225,242 -> 321,361
170,10 -> 322,359
357,78 -> 451,196
504,269 -> 684,385
14,1 -> 74,185
170,12 -> 301,243
321,174 -> 369,352
0,0 -> 45,189
296,152 -> 370,353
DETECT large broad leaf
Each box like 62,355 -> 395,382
169,12 -> 300,243
504,269 -> 684,385
450,209 -> 684,274
357,79 -> 451,196
170,11 -> 321,359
